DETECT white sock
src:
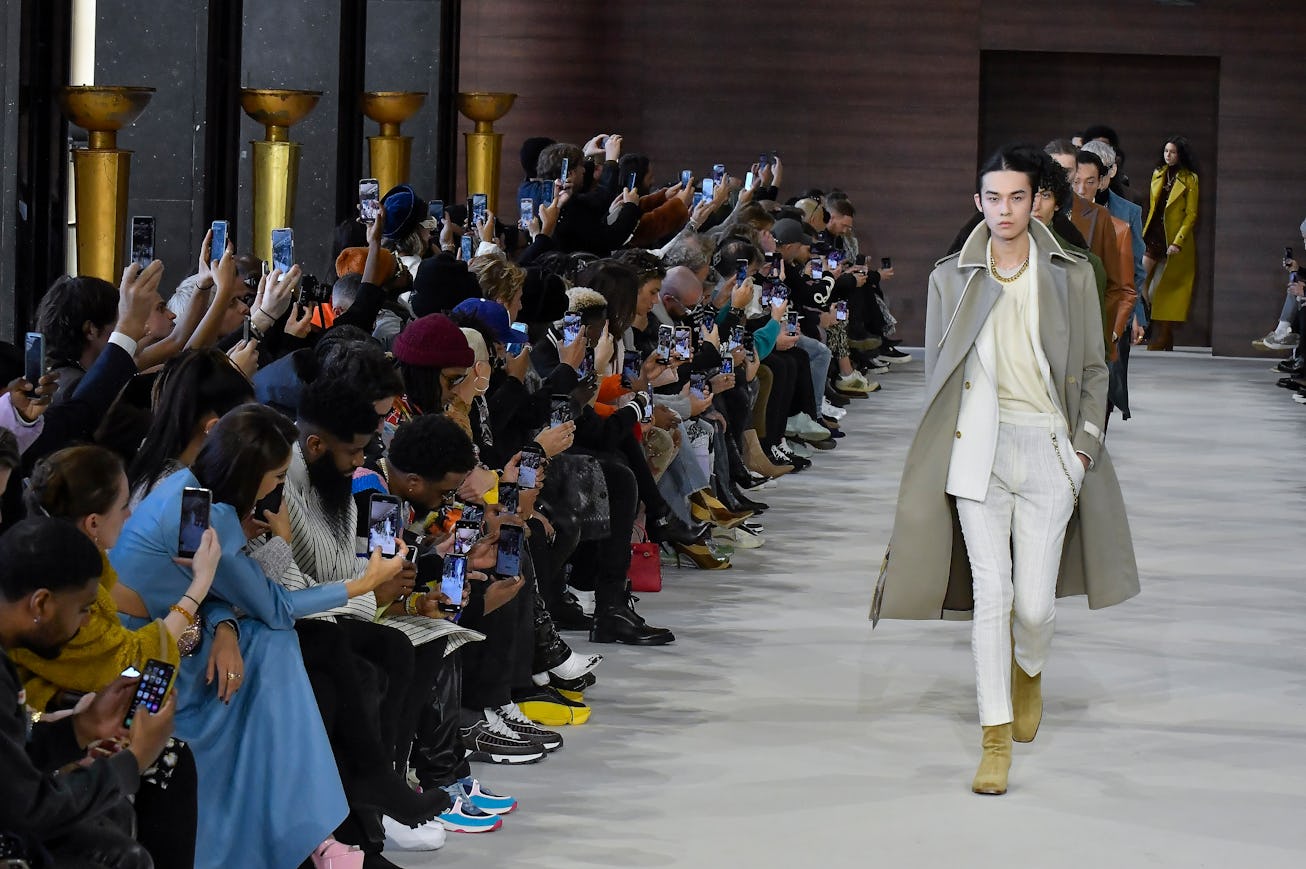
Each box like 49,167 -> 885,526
1275,321 -> 1292,338
550,651 -> 603,681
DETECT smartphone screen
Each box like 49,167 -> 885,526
712,163 -> 726,182
759,153 -> 770,169
359,178 -> 381,223
24,332 -> 44,389
367,493 -> 402,557
702,178 -> 715,198
178,487 -> 212,558
472,193 -> 488,226
271,227 -> 294,275
562,312 -> 582,345
458,502 -> 485,528
691,192 -> 705,210
550,397 -> 572,428
881,257 -> 893,270
729,325 -> 744,351
123,659 -> 176,729
736,259 -> 749,286
621,349 -> 641,386
210,220 -> 228,260
440,555 -> 467,612
495,525 -> 524,577
786,311 -> 800,335
810,257 -> 825,280
452,520 -> 479,555
681,169 -> 692,187
519,197 -> 535,230
242,315 -> 251,344
835,300 -> 849,321
673,327 -> 693,361
744,170 -> 755,190
721,357 -> 734,375
627,172 -> 638,191
689,372 -> 709,401
518,446 -> 543,489
460,233 -> 473,260
131,216 -> 155,269
578,346 -> 595,380
641,389 -> 655,422
560,157 -> 571,180
498,482 -> 520,515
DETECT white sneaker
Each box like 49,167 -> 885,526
820,398 -> 847,420
1255,331 -> 1299,351
785,413 -> 831,440
784,439 -> 813,458
716,525 -> 765,549
384,814 -> 447,851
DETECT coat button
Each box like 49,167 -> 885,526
1068,376 -> 1076,384
964,381 -> 971,389
955,430 -> 962,438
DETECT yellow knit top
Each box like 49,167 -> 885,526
14,550 -> 179,712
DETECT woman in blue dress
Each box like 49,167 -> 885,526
110,404 -> 411,868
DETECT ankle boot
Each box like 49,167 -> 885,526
590,586 -> 675,645
531,590 -> 572,674
1012,661 -> 1042,744
971,723 -> 1013,795
744,429 -> 793,478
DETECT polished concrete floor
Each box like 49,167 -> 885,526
402,350 -> 1306,869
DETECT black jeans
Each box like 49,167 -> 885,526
44,800 -> 151,869
762,347 -> 815,448
133,743 -> 197,869
570,454 -> 639,612
459,563 -> 535,710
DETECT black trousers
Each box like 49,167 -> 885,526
570,454 -> 639,612
847,274 -> 888,340
411,644 -> 472,789
133,743 -> 197,869
44,800 -> 151,869
459,558 -> 536,710
762,347 -> 814,448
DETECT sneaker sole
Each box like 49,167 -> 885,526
465,749 -> 547,764
440,817 -> 504,833
518,701 -> 592,726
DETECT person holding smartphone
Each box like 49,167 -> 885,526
0,518 -> 180,868
535,139 -> 642,255
109,405 -> 432,868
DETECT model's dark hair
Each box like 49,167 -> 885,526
34,275 -> 119,367
28,446 -> 124,520
297,376 -> 382,442
1157,136 -> 1198,174
577,260 -> 639,336
713,237 -> 762,277
977,143 -> 1046,197
1035,151 -> 1074,211
1043,138 -> 1079,158
192,404 -> 298,517
387,413 -> 477,481
1075,149 -> 1106,176
128,349 -> 255,495
0,517 -> 103,602
1079,124 -> 1120,149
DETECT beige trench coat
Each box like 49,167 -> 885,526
871,219 -> 1139,622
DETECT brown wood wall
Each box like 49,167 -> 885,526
461,0 -> 1306,356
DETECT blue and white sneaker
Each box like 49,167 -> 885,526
438,785 -> 503,833
460,777 -> 517,815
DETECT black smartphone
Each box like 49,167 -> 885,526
550,397 -> 573,428
439,554 -> 467,613
728,324 -> 744,351
452,520 -> 480,555
721,357 -> 734,376
772,284 -> 789,303
621,350 -> 642,387
358,178 -> 381,224
498,482 -> 520,515
809,257 -> 825,280
242,315 -> 251,344
518,444 -> 544,489
472,193 -> 488,227
123,658 -> 176,729
641,389 -> 655,422
742,331 -> 756,355
367,493 -> 403,557
736,258 -> 749,286
23,332 -> 44,394
881,256 -> 893,270
560,157 -> 571,180
578,346 -> 595,380
210,220 -> 228,261
786,311 -> 800,335
712,163 -> 726,182
689,372 -> 709,401
827,250 -> 844,271
460,234 -> 473,261
458,502 -> 485,528
562,312 -> 582,345
672,326 -> 693,361
835,300 -> 849,321
464,197 -> 475,229
178,487 -> 211,559
130,216 -> 155,270
271,227 -> 294,275
495,524 -> 524,577
627,172 -> 638,191
680,169 -> 692,187
1284,246 -> 1294,268
519,197 -> 535,230
759,152 -> 770,169
656,324 -> 674,363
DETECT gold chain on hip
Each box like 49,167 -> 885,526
1049,431 -> 1080,510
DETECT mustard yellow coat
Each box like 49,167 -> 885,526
1144,167 -> 1199,322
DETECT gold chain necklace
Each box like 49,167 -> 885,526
989,251 -> 1030,284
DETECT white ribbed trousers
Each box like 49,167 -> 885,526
954,411 -> 1084,726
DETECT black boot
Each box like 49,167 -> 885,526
548,564 -> 594,631
590,585 -> 675,646
654,513 -> 710,545
531,585 -> 572,673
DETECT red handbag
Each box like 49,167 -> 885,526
629,525 -> 662,593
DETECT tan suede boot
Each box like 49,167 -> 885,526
1012,661 -> 1042,743
971,723 -> 1012,795
743,430 -> 792,478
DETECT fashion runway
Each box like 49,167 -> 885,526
401,351 -> 1306,869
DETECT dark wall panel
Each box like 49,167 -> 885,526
979,51 -> 1220,346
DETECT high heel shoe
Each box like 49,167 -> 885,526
656,514 -> 711,546
689,491 -> 752,529
665,541 -> 732,570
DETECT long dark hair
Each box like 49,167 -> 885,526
577,260 -> 639,336
398,362 -> 444,416
192,404 -> 298,517
34,275 -> 118,368
128,350 -> 254,495
1157,136 -> 1198,174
